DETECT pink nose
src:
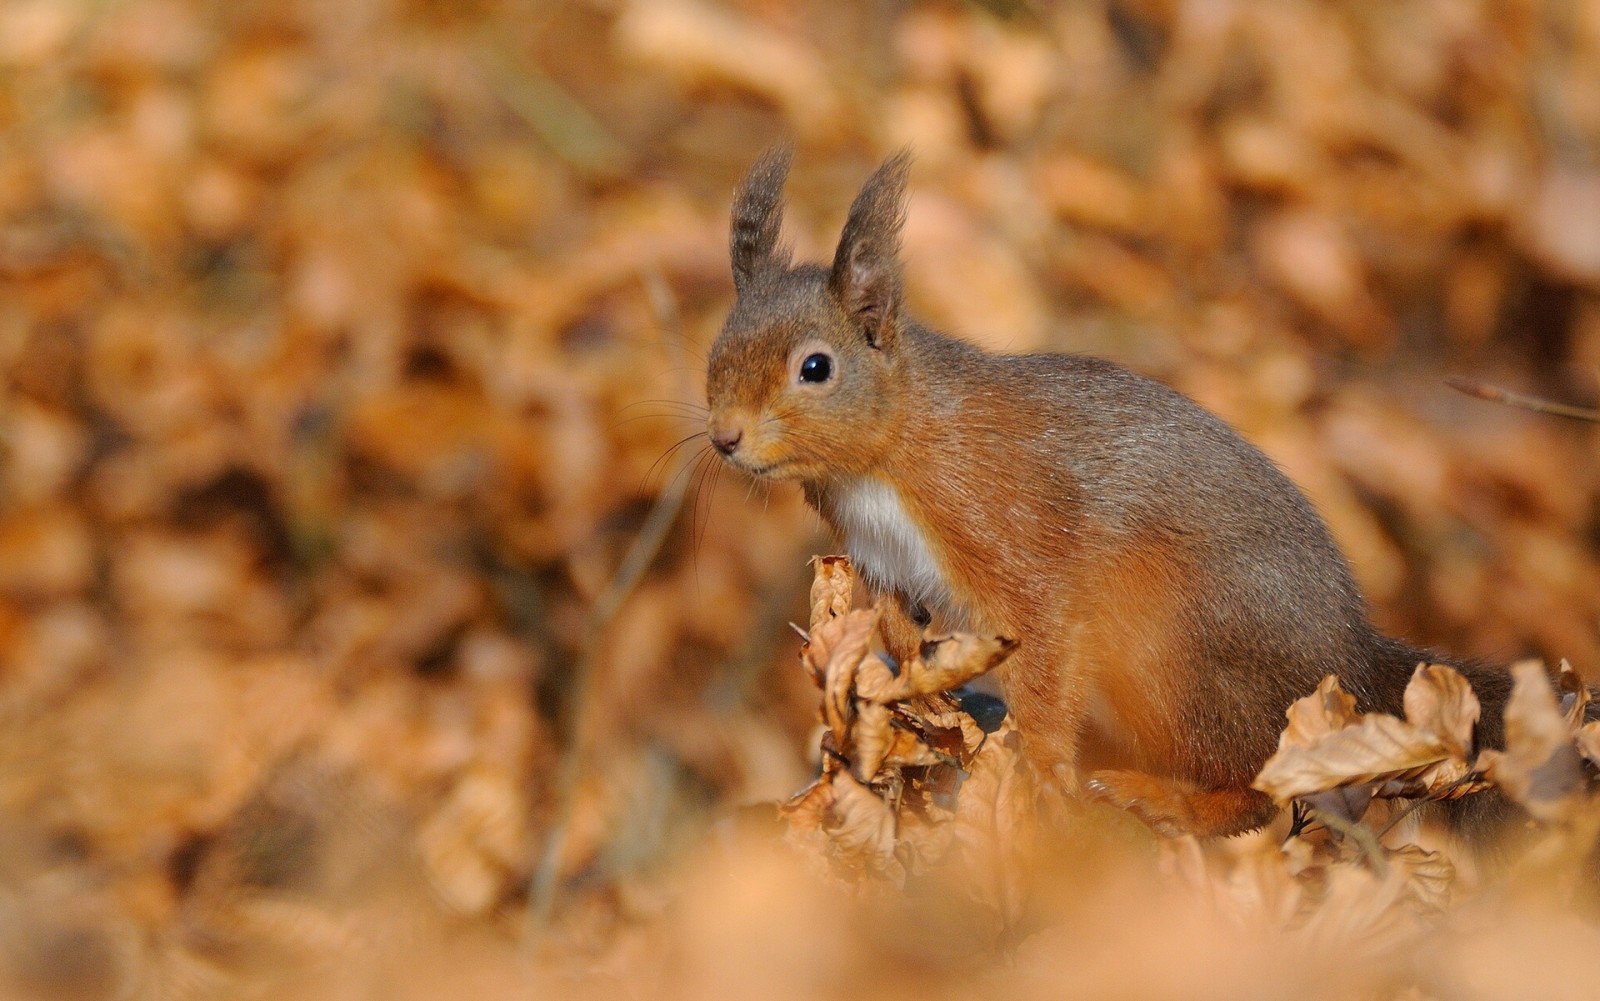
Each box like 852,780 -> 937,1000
710,425 -> 743,456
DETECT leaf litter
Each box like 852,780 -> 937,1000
6,1 -> 1600,998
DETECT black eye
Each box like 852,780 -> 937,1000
799,352 -> 833,384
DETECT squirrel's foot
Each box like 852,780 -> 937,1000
1086,769 -> 1274,839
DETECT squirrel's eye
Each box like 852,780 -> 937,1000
799,352 -> 833,384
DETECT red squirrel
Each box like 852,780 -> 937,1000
704,147 -> 1523,838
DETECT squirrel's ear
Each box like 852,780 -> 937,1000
730,145 -> 794,295
830,150 -> 910,349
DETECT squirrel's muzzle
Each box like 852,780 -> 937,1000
709,423 -> 743,457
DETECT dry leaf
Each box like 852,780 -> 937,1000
1402,663 -> 1480,761
852,655 -> 904,704
800,608 -> 878,735
1557,660 -> 1589,731
779,777 -> 834,835
852,701 -> 894,782
1389,844 -> 1453,917
1476,661 -> 1585,824
902,634 -> 1019,697
1255,665 -> 1486,806
1576,722 -> 1600,771
949,724 -> 1033,925
808,554 -> 855,632
826,771 -> 897,871
1277,675 -> 1361,751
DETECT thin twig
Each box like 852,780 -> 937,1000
1372,774 -> 1480,840
1446,377 -> 1600,423
529,263 -> 694,925
1311,806 -> 1390,878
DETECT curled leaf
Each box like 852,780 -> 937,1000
1402,663 -> 1479,761
826,770 -> 897,869
808,554 -> 855,632
801,607 -> 878,734
1254,665 -> 1485,805
884,726 -> 953,770
1577,721 -> 1600,771
1476,661 -> 1585,824
852,700 -> 893,782
1277,675 -> 1360,752
1557,659 -> 1590,731
903,634 -> 1019,697
853,655 -> 907,704
779,777 -> 834,834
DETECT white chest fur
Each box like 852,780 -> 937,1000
829,478 -> 949,611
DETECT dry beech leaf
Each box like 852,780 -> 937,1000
902,706 -> 972,761
1254,665 -> 1484,805
852,701 -> 893,782
827,770 -> 897,869
884,725 -> 952,770
1278,675 -> 1361,751
1295,860 -> 1424,951
801,608 -> 878,735
1557,659 -> 1589,731
1402,663 -> 1479,761
852,655 -> 902,704
1576,722 -> 1600,771
949,724 -> 1032,924
1389,844 -> 1454,916
901,634 -> 1019,698
1476,661 -> 1585,824
779,777 -> 834,835
808,555 -> 855,632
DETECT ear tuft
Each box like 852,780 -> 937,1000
830,150 -> 911,348
730,144 -> 795,295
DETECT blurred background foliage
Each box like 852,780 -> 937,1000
2,0 -> 1600,997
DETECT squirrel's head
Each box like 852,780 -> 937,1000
705,148 -> 910,482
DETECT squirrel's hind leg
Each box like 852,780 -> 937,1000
1085,769 -> 1276,838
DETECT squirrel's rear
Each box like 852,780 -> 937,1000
705,147 -> 1530,840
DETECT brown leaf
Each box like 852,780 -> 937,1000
852,655 -> 908,704
1277,675 -> 1361,752
807,554 -> 855,633
1403,663 -> 1480,761
1577,722 -> 1600,771
778,777 -> 834,835
1557,660 -> 1590,731
1477,661 -> 1585,824
883,726 -> 954,770
949,724 -> 1033,925
913,705 -> 985,760
826,771 -> 897,870
1389,844 -> 1454,916
902,633 -> 1019,697
852,701 -> 893,782
800,608 -> 878,731
1255,666 -> 1486,805
1254,711 -> 1468,804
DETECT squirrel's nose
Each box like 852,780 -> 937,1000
710,425 -> 743,456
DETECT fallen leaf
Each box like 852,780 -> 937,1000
1277,675 -> 1361,752
1476,661 -> 1585,824
852,701 -> 893,782
1557,660 -> 1589,731
808,555 -> 855,632
1255,665 -> 1487,806
1402,663 -> 1479,761
826,771 -> 897,871
902,634 -> 1019,697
